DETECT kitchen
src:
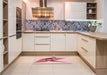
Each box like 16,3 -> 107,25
0,0 -> 107,75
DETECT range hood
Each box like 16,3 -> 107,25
32,0 -> 54,19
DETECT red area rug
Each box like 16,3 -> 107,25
34,56 -> 71,63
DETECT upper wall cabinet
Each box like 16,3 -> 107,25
8,0 -> 16,36
65,2 -> 86,20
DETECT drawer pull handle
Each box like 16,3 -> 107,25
36,44 -> 49,45
81,38 -> 88,42
81,47 -> 88,52
36,36 -> 49,38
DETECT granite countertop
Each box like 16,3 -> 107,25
22,30 -> 107,40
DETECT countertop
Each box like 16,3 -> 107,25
22,31 -> 107,40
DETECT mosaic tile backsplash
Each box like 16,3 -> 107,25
25,20 -> 90,31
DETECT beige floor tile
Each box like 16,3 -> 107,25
2,56 -> 96,75
29,71 -> 53,75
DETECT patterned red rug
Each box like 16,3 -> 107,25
34,56 -> 71,63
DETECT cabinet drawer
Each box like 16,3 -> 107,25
79,35 -> 89,45
35,37 -> 50,44
80,46 -> 89,55
79,35 -> 96,49
35,45 -> 50,51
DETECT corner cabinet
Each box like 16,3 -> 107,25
51,33 -> 66,51
65,2 -> 86,19
78,34 -> 96,68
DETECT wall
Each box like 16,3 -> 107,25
16,0 -> 23,8
104,0 -> 107,33
23,0 -> 39,20
94,0 -> 104,32
23,0 -> 94,20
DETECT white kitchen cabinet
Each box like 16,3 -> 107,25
0,52 -> 3,73
66,34 -> 77,51
8,0 -> 16,36
22,33 -> 35,51
65,2 -> 86,19
51,33 -> 66,51
0,0 -> 3,39
0,19 -> 2,39
8,36 -> 17,63
78,35 -> 96,68
16,38 -> 22,54
0,40 -> 3,73
35,33 -> 51,51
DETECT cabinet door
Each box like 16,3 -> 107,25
65,2 -> 86,19
0,0 -> 3,38
8,36 -> 17,64
8,0 -> 16,36
22,33 -> 35,51
16,38 -> 22,54
51,33 -> 66,51
0,40 -> 3,72
66,34 -> 77,51
0,52 -> 3,73
88,37 -> 96,68
9,36 -> 18,63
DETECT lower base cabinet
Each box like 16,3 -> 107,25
0,40 -> 3,73
0,52 -> 3,73
66,34 -> 77,51
22,33 -> 35,51
35,33 -> 51,51
22,33 -> 77,52
8,36 -> 17,63
78,35 -> 96,68
16,38 -> 22,54
51,33 -> 66,51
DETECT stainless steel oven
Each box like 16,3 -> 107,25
16,7 -> 22,39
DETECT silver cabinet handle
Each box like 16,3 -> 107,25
81,47 -> 88,52
35,36 -> 49,38
36,43 -> 49,45
81,38 -> 88,42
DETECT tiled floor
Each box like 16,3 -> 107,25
2,55 -> 96,75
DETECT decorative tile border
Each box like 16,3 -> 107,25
25,20 -> 90,31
